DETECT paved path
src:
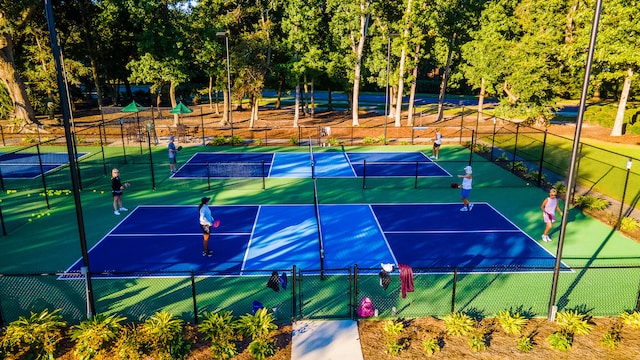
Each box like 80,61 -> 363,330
291,320 -> 364,360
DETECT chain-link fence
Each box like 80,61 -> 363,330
2,265 -> 639,326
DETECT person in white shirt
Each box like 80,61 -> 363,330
432,128 -> 442,159
199,197 -> 214,256
457,165 -> 473,211
541,188 -> 563,242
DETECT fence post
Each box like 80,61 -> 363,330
191,271 -> 198,324
618,159 -> 632,228
490,117 -> 497,162
362,160 -> 366,189
414,161 -> 419,189
537,131 -> 548,186
353,264 -> 358,320
36,144 -> 51,209
147,130 -> 156,190
291,265 -> 297,321
511,123 -> 520,173
72,132 -> 83,190
451,267 -> 458,313
469,130 -> 475,165
99,123 -> 107,176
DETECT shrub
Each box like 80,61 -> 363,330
237,308 -> 278,360
141,311 -> 190,360
328,137 -> 340,146
443,312 -> 475,336
70,313 -> 127,360
574,195 -> 609,211
0,308 -> 67,360
555,310 -> 592,335
210,136 -> 227,146
495,310 -> 529,335
553,182 -> 567,195
383,319 -> 407,356
229,135 -> 243,146
547,330 -> 573,351
199,311 -> 239,360
516,334 -> 534,352
113,324 -> 145,360
511,161 -> 527,173
421,334 -> 440,355
289,137 -> 298,145
523,170 -> 547,183
620,217 -> 640,232
620,311 -> 640,328
467,331 -> 487,352
600,325 -> 621,349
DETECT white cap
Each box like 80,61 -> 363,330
464,165 -> 472,174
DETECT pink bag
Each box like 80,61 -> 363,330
357,297 -> 374,318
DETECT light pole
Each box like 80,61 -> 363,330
384,34 -> 399,145
217,31 -> 233,140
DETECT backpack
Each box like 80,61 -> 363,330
357,297 -> 374,318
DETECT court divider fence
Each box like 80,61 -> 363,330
2,264 -> 640,326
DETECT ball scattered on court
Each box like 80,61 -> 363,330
31,213 -> 35,217
93,189 -> 96,192
28,219 -> 32,222
526,183 -> 530,186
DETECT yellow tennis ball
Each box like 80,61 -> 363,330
101,191 -> 104,194
93,189 -> 96,192
28,219 -> 32,222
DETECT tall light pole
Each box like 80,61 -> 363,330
217,31 -> 233,140
384,34 -> 399,145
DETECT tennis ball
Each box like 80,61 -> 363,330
526,183 -> 530,186
93,189 -> 96,192
101,191 -> 104,194
27,194 -> 31,197
28,219 -> 32,222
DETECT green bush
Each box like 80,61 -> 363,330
0,308 -> 67,360
289,137 -> 298,145
620,311 -> 640,328
468,331 -> 487,352
229,135 -> 243,146
70,313 -> 127,360
620,217 -> 639,232
516,334 -> 534,352
421,335 -> 440,355
495,310 -> 529,335
443,312 -> 475,336
574,195 -> 609,211
210,135 -> 227,146
113,324 -> 145,360
141,311 -> 190,360
383,320 -> 408,356
555,310 -> 592,336
547,330 -> 573,351
237,308 -> 278,360
199,311 -> 239,360
600,325 -> 621,349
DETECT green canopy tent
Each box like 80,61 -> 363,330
170,101 -> 193,124
121,101 -> 146,153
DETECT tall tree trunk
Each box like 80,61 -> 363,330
0,33 -> 38,125
293,83 -> 300,127
276,78 -> 283,109
436,34 -> 456,122
407,41 -> 421,127
394,0 -> 413,127
220,89 -> 229,126
208,76 -> 214,111
477,78 -> 486,121
170,82 -> 179,126
351,9 -> 370,126
611,68 -> 633,136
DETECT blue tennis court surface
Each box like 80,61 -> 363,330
64,203 -> 568,278
0,152 -> 88,179
171,152 -> 450,178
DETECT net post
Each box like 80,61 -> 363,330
362,160 -> 366,189
206,162 -> 211,191
261,160 -> 265,190
36,144 -> 50,209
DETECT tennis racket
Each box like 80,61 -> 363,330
177,146 -> 183,151
213,219 -> 221,228
124,182 -> 131,188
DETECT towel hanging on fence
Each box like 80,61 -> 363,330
399,264 -> 414,298
379,270 -> 391,290
266,271 -> 280,292
279,272 -> 288,290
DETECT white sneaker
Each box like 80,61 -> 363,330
119,207 -> 128,211
430,155 -> 436,158
460,207 -> 468,212
545,235 -> 552,242
114,210 -> 120,215
468,203 -> 474,211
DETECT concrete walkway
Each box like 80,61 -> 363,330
291,320 -> 364,360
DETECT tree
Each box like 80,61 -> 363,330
0,1 -> 40,126
593,0 -> 640,136
327,0 -> 373,126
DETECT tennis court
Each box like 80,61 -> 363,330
0,152 -> 87,179
63,202 -> 567,278
171,151 -> 451,178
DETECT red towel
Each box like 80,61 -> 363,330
399,264 -> 414,298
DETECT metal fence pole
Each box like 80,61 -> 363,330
353,264 -> 358,320
537,131 -> 548,186
618,159 -> 632,228
147,130 -> 156,190
511,124 -> 520,173
119,119 -> 127,164
191,271 -> 198,324
36,144 -> 50,209
451,267 -> 458,313
490,117 -> 497,162
291,265 -> 297,321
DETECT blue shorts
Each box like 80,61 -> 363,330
460,188 -> 471,199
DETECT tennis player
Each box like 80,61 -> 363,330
111,168 -> 128,215
168,136 -> 178,174
198,197 -> 214,256
541,188 -> 563,242
431,128 -> 442,159
457,165 -> 473,211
